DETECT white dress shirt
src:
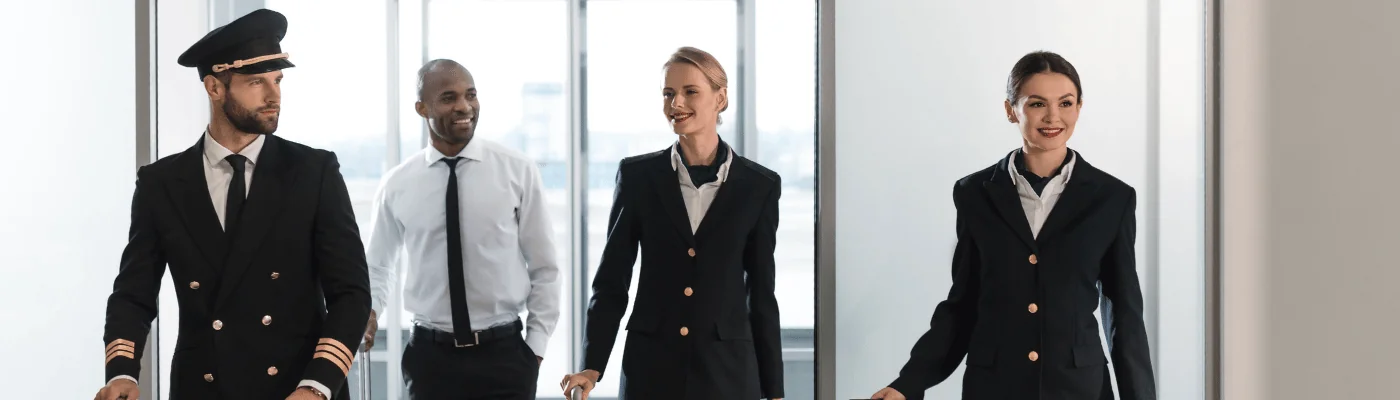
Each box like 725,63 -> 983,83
114,132 -> 333,397
1007,149 -> 1077,238
365,139 -> 561,357
671,143 -> 735,231
202,131 -> 262,228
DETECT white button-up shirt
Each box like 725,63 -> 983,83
365,139 -> 561,357
203,131 -> 263,229
671,142 -> 735,231
1007,150 -> 1077,238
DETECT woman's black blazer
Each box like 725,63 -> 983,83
583,148 -> 785,400
889,150 -> 1156,400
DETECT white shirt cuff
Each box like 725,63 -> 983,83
525,329 -> 549,359
108,375 -> 138,385
370,298 -> 383,321
299,380 -> 333,399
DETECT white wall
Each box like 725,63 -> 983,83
833,0 -> 1204,398
0,1 -> 136,398
1219,0 -> 1400,398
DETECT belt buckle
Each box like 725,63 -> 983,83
453,331 -> 480,348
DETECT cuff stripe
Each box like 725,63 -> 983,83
105,344 -> 135,358
313,351 -> 350,375
316,338 -> 354,362
105,339 -> 136,353
315,344 -> 352,365
105,350 -> 136,364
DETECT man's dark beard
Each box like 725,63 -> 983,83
222,94 -> 278,135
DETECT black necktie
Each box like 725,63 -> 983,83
441,157 -> 475,343
225,154 -> 248,236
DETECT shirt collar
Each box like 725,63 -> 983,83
1007,149 -> 1076,186
203,130 -> 266,167
670,141 -> 735,185
422,138 -> 486,167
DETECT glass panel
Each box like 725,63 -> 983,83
756,1 -> 818,399
585,1 -> 737,397
426,1 -> 573,397
265,0 -> 390,236
2,1 -> 136,398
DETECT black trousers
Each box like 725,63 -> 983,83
402,325 -> 540,400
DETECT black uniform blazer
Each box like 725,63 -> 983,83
889,150 -> 1156,400
102,135 -> 372,399
583,148 -> 785,399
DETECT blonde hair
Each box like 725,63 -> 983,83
664,46 -> 729,123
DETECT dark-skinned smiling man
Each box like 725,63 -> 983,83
361,59 -> 561,399
94,9 -> 371,400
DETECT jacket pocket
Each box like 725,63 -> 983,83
714,321 -> 753,341
625,316 -> 657,334
965,341 -> 997,366
1073,344 -> 1108,368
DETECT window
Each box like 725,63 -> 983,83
755,1 -> 818,397
267,0 -> 390,236
2,1 -> 139,398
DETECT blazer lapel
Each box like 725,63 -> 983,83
1036,156 -> 1102,242
650,156 -> 697,247
982,154 -> 1038,251
693,159 -> 752,240
216,135 -> 296,307
170,137 -> 230,271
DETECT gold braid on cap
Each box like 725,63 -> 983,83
211,53 -> 291,73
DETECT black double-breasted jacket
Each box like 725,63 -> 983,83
102,134 -> 371,399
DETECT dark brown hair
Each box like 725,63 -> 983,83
1006,51 -> 1082,105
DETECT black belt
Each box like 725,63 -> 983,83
415,319 -> 523,348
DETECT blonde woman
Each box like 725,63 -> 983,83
561,47 -> 785,400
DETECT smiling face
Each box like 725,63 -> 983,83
416,63 -> 479,146
662,62 -> 727,136
1005,71 -> 1081,153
